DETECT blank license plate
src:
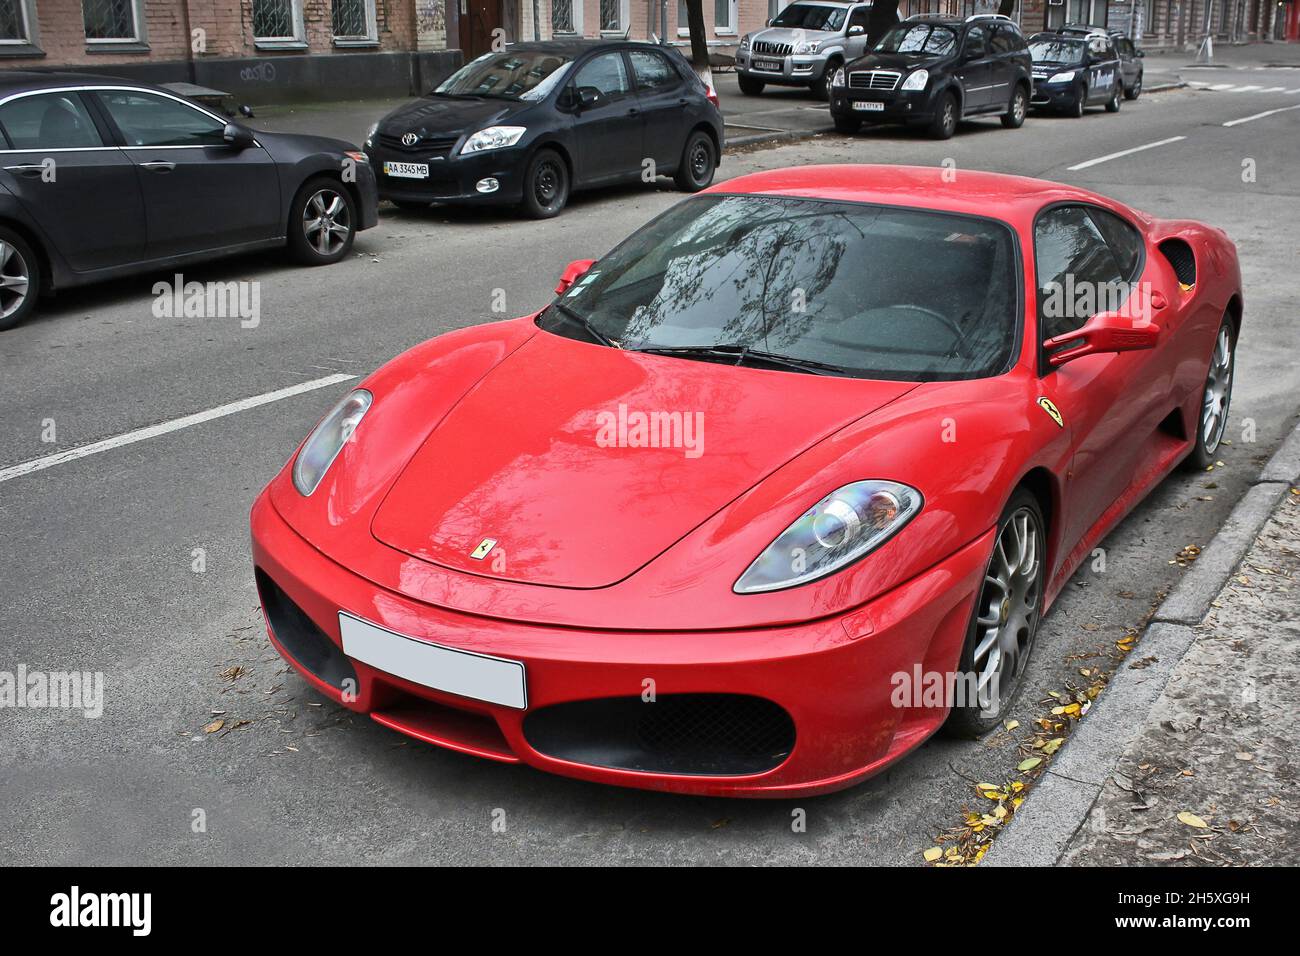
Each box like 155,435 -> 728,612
383,161 -> 429,179
339,612 -> 527,709
853,101 -> 885,112
754,59 -> 782,71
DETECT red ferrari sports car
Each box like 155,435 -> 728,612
250,165 -> 1240,797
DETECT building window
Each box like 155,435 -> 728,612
82,0 -> 142,42
0,0 -> 30,43
253,0 -> 306,44
552,0 -> 582,34
600,0 -> 631,33
677,0 -> 737,35
332,0 -> 377,43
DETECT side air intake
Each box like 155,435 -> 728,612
1159,238 -> 1196,287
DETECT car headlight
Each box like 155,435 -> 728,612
460,125 -> 527,154
900,69 -> 929,91
1049,71 -> 1076,83
364,122 -> 378,146
832,66 -> 846,88
733,480 -> 923,594
740,34 -> 751,50
292,389 -> 373,497
795,41 -> 820,54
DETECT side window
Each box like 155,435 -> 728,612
96,91 -> 226,147
1034,205 -> 1126,341
965,26 -> 988,59
1087,208 -> 1144,281
629,50 -> 680,92
847,6 -> 871,31
573,53 -> 632,99
0,93 -> 104,150
990,26 -> 1013,56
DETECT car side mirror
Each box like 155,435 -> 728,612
223,122 -> 255,149
575,86 -> 602,110
238,103 -> 255,119
1045,311 -> 1161,368
555,258 -> 597,295
848,25 -> 864,35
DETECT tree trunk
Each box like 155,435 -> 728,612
684,0 -> 715,95
998,0 -> 1017,17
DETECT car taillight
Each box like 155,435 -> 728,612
707,88 -> 720,108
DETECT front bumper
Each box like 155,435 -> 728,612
250,491 -> 993,798
1030,80 -> 1078,109
354,161 -> 380,230
735,50 -> 830,86
829,86 -> 936,123
363,142 -> 525,206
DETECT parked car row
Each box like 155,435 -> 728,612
0,39 -> 724,331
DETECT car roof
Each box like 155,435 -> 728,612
708,164 -> 1150,228
0,70 -> 172,96
503,39 -> 666,57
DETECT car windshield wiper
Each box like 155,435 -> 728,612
633,344 -> 844,376
550,303 -> 619,348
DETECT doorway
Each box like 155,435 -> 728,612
459,0 -> 504,58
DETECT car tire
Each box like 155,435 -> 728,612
1125,70 -> 1142,100
738,74 -> 765,96
0,226 -> 40,332
673,130 -> 716,192
1183,315 -> 1236,471
943,487 -> 1047,738
833,113 -> 862,134
288,177 -> 357,266
1105,82 -> 1122,112
812,59 -> 841,101
928,91 -> 958,139
1067,85 -> 1086,118
520,148 -> 569,219
1001,83 -> 1028,129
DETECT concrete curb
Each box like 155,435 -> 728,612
1145,81 -> 1189,93
724,128 -> 819,150
983,421 -> 1300,867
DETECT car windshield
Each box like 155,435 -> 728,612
539,195 -> 1020,382
771,4 -> 847,31
875,23 -> 958,56
1029,37 -> 1086,65
434,50 -> 573,100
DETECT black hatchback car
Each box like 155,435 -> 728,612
0,72 -> 378,331
365,40 -> 725,219
829,14 -> 1032,139
1028,29 -> 1124,116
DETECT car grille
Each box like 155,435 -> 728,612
752,40 -> 793,56
377,132 -> 460,157
849,70 -> 902,91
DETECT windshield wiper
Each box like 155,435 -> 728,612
550,303 -> 619,348
633,344 -> 844,376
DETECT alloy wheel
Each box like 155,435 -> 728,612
1201,325 -> 1233,454
0,240 -> 30,320
971,506 -> 1043,716
302,189 -> 352,257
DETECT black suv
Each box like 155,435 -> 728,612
1028,28 -> 1124,116
829,14 -> 1032,140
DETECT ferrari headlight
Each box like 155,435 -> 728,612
831,67 -> 846,88
901,69 -> 929,91
734,480 -> 923,594
1048,71 -> 1076,84
292,389 -> 372,497
460,125 -> 527,154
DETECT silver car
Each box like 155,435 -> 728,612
735,1 -> 895,99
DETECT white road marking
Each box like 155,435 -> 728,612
1067,136 -> 1187,171
1229,85 -> 1262,92
1261,86 -> 1287,93
0,373 -> 357,484
1210,83 -> 1237,91
1222,103 -> 1300,127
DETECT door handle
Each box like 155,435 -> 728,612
4,164 -> 46,177
140,160 -> 176,173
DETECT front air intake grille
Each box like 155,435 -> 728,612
1159,238 -> 1197,287
849,70 -> 902,90
523,693 -> 795,776
377,133 -> 460,157
753,40 -> 793,56
255,569 -> 357,693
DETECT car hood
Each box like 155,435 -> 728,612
845,51 -> 947,72
253,128 -> 357,159
752,26 -> 839,44
370,330 -> 916,589
379,95 -> 529,138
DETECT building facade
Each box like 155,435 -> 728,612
0,0 -> 1293,103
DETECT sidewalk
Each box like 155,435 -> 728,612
1060,488 -> 1300,865
986,420 -> 1300,866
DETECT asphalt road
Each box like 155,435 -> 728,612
2,52 -> 1299,865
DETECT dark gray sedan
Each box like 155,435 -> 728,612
0,72 -> 378,330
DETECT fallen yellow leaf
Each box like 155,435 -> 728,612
923,846 -> 943,862
1177,811 -> 1209,829
1018,757 -> 1042,772
203,719 -> 224,734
